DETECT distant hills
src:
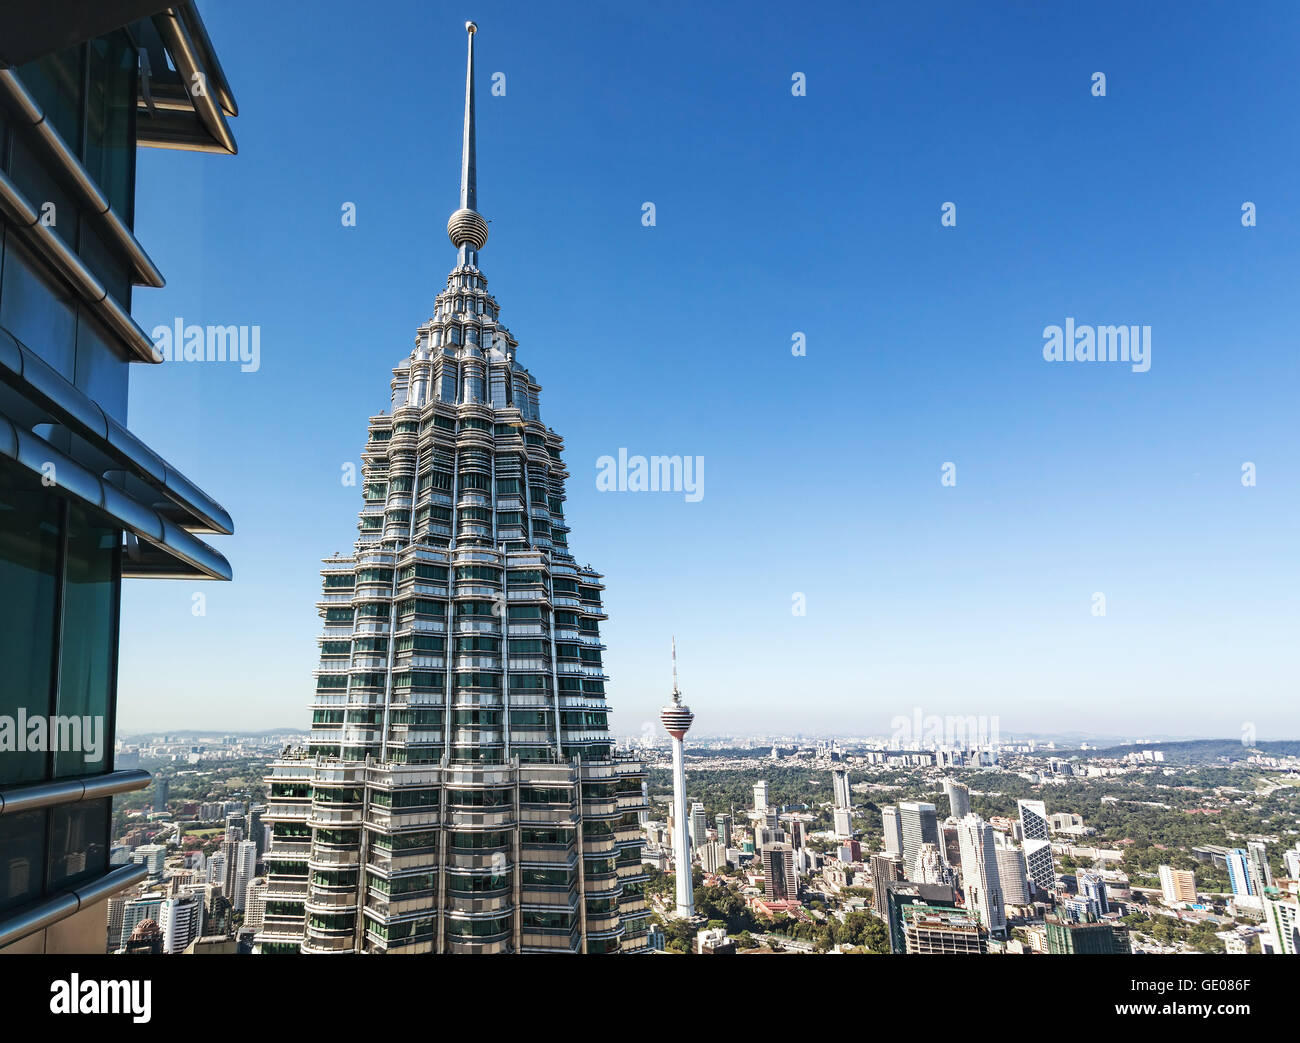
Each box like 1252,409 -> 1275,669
1051,738 -> 1300,765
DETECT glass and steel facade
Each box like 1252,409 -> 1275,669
258,23 -> 648,955
0,3 -> 237,953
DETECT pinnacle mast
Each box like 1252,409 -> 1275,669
447,20 -> 489,258
460,20 -> 477,212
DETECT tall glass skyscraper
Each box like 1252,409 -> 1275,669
955,814 -> 1006,937
257,23 -> 648,955
0,3 -> 237,953
1017,798 -> 1054,897
942,778 -> 970,820
898,801 -> 939,880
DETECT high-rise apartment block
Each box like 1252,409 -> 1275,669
832,769 -> 851,809
117,892 -> 163,951
956,815 -> 1006,936
1226,848 -> 1256,898
231,840 -> 257,913
1262,893 -> 1299,956
1283,844 -> 1300,882
1076,871 -> 1109,918
159,894 -> 200,954
690,803 -> 708,850
1158,865 -> 1197,905
994,841 -> 1030,907
943,778 -> 971,820
1247,840 -> 1273,896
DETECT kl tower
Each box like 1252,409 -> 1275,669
660,638 -> 696,918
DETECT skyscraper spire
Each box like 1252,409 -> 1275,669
671,635 -> 679,698
447,20 -> 489,254
460,20 -> 476,212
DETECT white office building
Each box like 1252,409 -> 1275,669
1283,845 -> 1300,882
232,840 -> 257,913
1017,799 -> 1049,841
899,801 -> 939,879
130,844 -> 167,878
118,893 -> 164,950
1262,894 -> 1299,956
1023,838 -> 1055,897
943,779 -> 971,820
957,814 -> 1006,936
832,769 -> 851,809
244,878 -> 268,932
994,840 -> 1030,906
882,805 -> 903,859
690,803 -> 708,850
205,851 -> 227,887
1247,840 -> 1274,896
159,895 -> 201,954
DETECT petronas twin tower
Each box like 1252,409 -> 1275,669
257,23 -> 650,954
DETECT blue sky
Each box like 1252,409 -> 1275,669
119,0 -> 1300,741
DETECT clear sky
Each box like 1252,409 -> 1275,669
119,0 -> 1300,742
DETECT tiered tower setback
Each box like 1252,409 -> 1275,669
257,22 -> 648,955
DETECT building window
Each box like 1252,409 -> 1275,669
15,49 -> 83,155
55,503 -> 120,778
0,810 -> 46,913
73,301 -> 130,423
0,462 -> 60,786
0,461 -> 122,786
0,236 -> 78,379
47,799 -> 109,891
84,33 -> 137,224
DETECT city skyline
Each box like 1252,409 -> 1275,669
3,0 -> 1298,983
116,1 -> 1300,741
